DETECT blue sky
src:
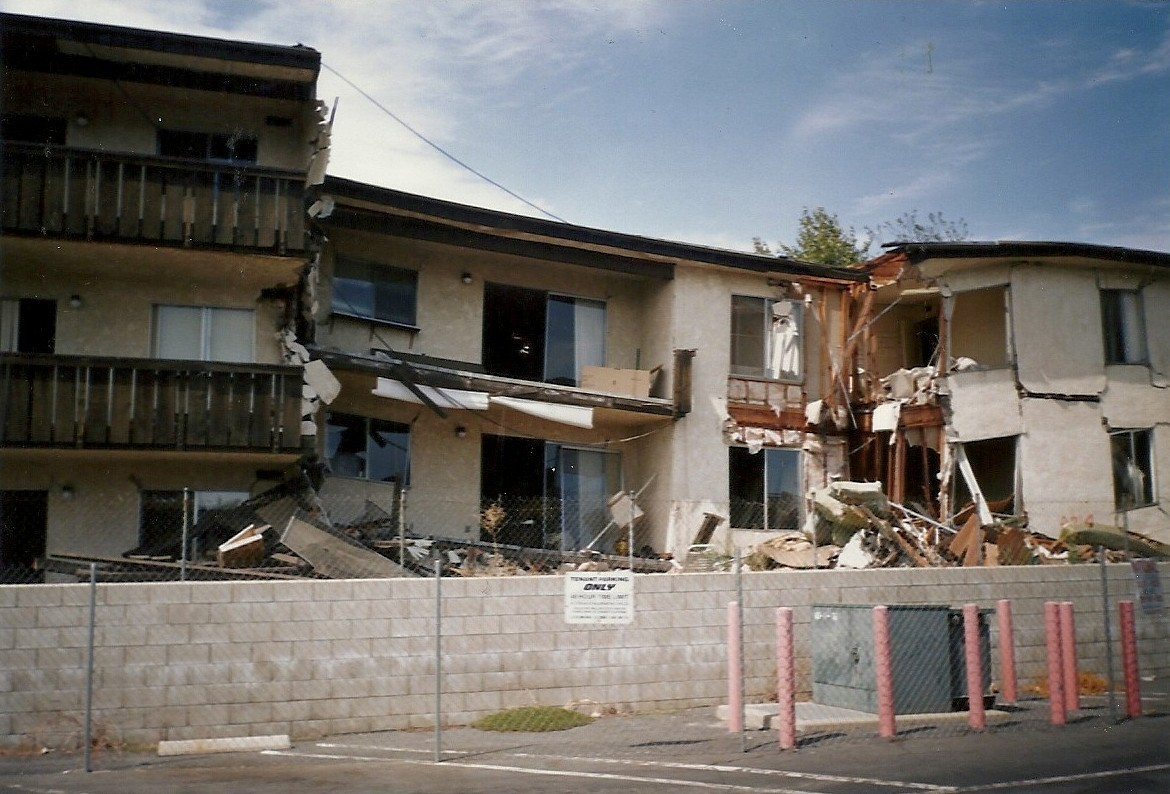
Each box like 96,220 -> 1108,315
5,0 -> 1168,253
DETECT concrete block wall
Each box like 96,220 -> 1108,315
0,563 -> 1166,747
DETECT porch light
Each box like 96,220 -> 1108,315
460,272 -> 473,284
69,294 -> 83,309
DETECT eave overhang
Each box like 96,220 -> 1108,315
1,12 -> 320,100
316,177 -> 869,285
883,241 -> 1170,272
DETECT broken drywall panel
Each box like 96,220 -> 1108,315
929,264 -> 1013,294
944,368 -> 1024,442
304,360 -> 341,404
1017,398 -> 1114,538
1101,365 -> 1170,427
1010,265 -> 1106,396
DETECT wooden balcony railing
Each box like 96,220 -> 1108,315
1,142 -> 306,254
0,353 -> 305,453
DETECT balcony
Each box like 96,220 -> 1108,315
726,375 -> 807,430
0,353 -> 305,453
1,142 -> 306,254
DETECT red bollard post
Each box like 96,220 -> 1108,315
963,604 -> 985,730
996,599 -> 1018,704
775,607 -> 796,750
727,601 -> 742,733
1059,601 -> 1078,713
873,605 -> 896,739
1119,600 -> 1142,719
1044,601 -> 1065,726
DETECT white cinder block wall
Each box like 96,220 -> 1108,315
1,565 -> 1166,747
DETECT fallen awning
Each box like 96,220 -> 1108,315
372,377 -> 490,410
491,395 -> 594,429
372,378 -> 595,428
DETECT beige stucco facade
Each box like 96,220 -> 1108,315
903,253 -> 1170,542
310,198 -> 859,559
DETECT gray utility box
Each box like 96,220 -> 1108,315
948,608 -> 993,709
811,604 -> 991,715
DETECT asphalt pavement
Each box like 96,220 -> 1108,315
2,680 -> 1168,793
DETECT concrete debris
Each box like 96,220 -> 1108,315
750,532 -> 837,569
742,481 -> 1170,573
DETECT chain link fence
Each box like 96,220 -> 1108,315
1,490 -> 1167,768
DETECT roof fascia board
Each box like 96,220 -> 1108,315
325,206 -> 677,280
321,177 -> 866,284
891,241 -> 1170,271
1,12 -> 321,72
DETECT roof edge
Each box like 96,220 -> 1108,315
320,176 -> 867,283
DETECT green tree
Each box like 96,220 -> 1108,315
753,206 -> 870,267
865,210 -> 969,246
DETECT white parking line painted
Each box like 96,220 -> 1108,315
955,762 -> 1170,791
312,742 -> 957,792
265,749 -> 825,792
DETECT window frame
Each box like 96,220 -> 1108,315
152,305 -> 255,363
730,295 -> 804,382
728,445 -> 803,531
1110,427 -> 1155,511
324,412 -> 411,485
1101,288 -> 1149,366
157,129 -> 259,164
330,257 -> 420,331
137,489 -> 250,549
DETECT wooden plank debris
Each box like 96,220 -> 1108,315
280,515 -> 412,579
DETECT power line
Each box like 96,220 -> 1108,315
321,62 -> 568,224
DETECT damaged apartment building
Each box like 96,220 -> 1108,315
0,12 -> 870,578
301,177 -> 867,563
853,242 -> 1170,547
4,13 -> 1165,581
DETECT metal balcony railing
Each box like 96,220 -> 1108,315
0,353 -> 305,452
1,142 -> 307,254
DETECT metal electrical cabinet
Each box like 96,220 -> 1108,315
811,604 -> 953,714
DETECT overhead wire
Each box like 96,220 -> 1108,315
321,62 -> 569,224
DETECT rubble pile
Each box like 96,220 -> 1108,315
744,481 -> 1170,572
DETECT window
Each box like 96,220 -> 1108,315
157,129 -> 258,163
153,305 -> 254,363
729,446 -> 802,530
0,490 -> 47,581
480,434 -> 620,551
138,489 -> 249,553
1101,289 -> 1148,365
730,296 -> 803,380
325,413 -> 411,484
0,298 -> 56,354
331,258 -> 418,328
1111,428 -> 1155,510
483,284 -> 606,387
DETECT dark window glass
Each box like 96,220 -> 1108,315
325,413 -> 410,484
1,114 -> 66,145
729,446 -> 801,530
1101,289 -> 1148,365
331,259 -> 417,326
1111,429 -> 1155,509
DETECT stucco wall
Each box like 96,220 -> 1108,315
2,72 -> 314,171
2,564 -> 1166,748
0,457 -> 295,558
